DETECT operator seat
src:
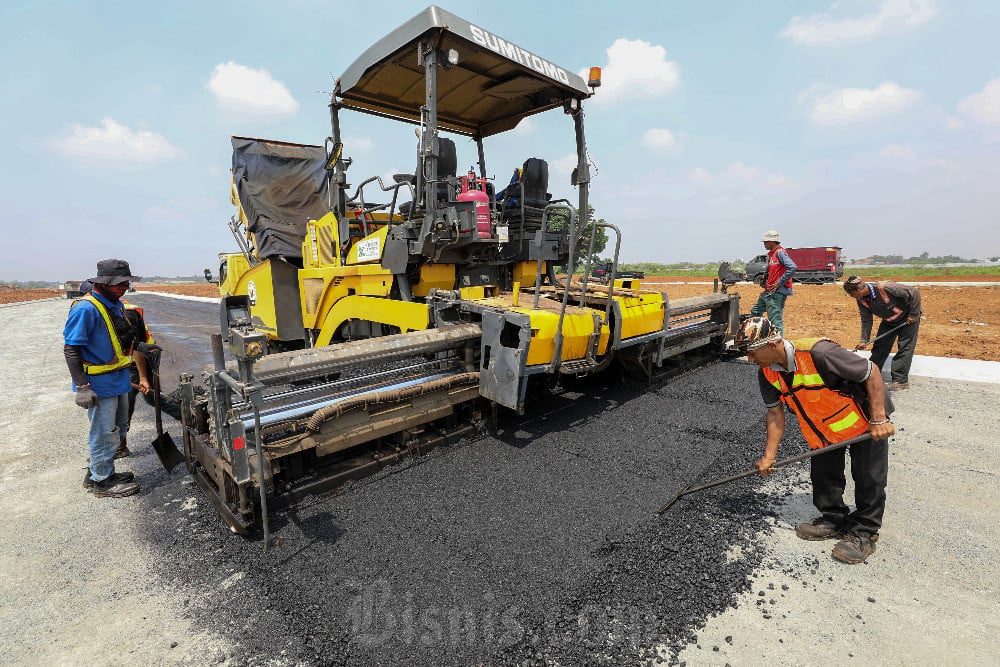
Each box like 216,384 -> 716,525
498,157 -> 550,224
398,138 -> 458,217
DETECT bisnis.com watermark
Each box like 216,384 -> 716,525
344,579 -> 666,649
345,579 -> 525,648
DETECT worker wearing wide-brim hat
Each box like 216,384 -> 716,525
749,230 -> 797,336
63,259 -> 147,498
736,315 -> 895,564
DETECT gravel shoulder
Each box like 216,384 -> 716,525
0,299 -> 230,665
674,376 -> 1000,665
1,298 -> 998,665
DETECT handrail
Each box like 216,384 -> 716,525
551,205 -> 579,374
346,176 -> 414,234
533,200 -> 574,309
594,222 -> 622,330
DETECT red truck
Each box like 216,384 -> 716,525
744,246 -> 844,285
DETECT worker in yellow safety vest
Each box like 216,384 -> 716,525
80,279 -> 158,459
736,316 -> 895,565
64,259 -> 149,499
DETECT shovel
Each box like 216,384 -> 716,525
656,433 -> 870,514
146,347 -> 185,472
854,316 -> 920,351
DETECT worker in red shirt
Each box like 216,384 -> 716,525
749,230 -> 797,335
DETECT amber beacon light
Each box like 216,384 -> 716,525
588,67 -> 602,88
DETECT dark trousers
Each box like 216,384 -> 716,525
810,437 -> 888,535
870,318 -> 919,383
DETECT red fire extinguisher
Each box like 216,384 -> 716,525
458,167 -> 491,239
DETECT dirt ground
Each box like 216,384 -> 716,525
646,279 -> 1000,362
8,277 -> 998,361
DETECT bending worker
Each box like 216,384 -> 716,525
737,316 -> 895,565
749,230 -> 796,336
843,275 -> 921,390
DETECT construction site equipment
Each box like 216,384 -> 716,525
590,261 -> 645,284
656,433 -> 870,514
181,6 -> 741,535
717,262 -> 743,293
63,281 -> 84,299
744,247 -> 844,285
147,346 -> 184,472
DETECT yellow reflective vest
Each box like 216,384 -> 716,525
762,338 -> 871,449
77,294 -> 134,376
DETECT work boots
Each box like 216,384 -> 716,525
114,440 -> 131,459
83,469 -> 136,490
795,517 -> 845,541
91,474 -> 140,498
832,532 -> 879,564
886,382 -> 909,391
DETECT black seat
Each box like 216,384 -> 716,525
498,157 -> 550,222
519,157 -> 548,208
398,138 -> 457,216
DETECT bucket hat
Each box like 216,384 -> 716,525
90,259 -> 141,285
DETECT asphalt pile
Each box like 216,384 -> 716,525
138,356 -> 812,666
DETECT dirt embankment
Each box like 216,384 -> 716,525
12,278 -> 999,362
650,280 -> 1000,362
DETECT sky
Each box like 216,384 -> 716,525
2,0 -> 999,281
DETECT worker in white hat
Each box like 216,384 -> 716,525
749,230 -> 797,335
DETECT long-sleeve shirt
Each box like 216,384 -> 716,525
857,281 -> 922,341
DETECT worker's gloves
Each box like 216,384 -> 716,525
906,317 -> 917,324
74,385 -> 98,409
135,342 -> 163,356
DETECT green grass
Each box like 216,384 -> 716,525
610,263 -> 1000,279
844,265 -> 1000,278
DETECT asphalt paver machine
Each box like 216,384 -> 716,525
181,6 -> 740,537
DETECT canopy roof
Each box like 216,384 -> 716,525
335,6 -> 591,138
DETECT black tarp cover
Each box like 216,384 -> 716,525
231,137 -> 330,261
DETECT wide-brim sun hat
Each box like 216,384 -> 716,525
89,258 -> 141,285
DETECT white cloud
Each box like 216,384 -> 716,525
781,0 -> 937,45
46,118 -> 180,162
551,153 -> 580,176
583,39 -> 680,104
688,162 -> 798,194
345,136 -> 374,151
642,128 -> 679,153
956,78 -> 1000,126
878,144 -> 917,160
511,118 -> 535,135
206,62 -> 299,115
798,82 -> 921,125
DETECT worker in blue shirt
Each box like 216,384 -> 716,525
64,259 -> 148,498
749,230 -> 797,336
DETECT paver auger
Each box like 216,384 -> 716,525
180,6 -> 741,536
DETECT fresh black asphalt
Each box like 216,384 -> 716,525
127,293 -> 811,666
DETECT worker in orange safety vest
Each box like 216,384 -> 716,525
736,316 -> 895,564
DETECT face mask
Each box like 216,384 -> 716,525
98,283 -> 129,300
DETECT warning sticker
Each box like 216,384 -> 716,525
356,237 -> 381,262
